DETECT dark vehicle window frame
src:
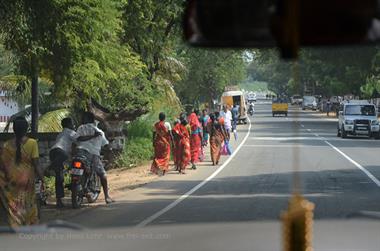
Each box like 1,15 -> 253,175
344,105 -> 376,116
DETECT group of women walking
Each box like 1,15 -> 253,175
151,108 -> 230,176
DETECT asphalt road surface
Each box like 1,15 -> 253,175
64,100 -> 380,229
4,100 -> 380,251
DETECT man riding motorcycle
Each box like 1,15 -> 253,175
76,112 -> 114,204
248,102 -> 255,115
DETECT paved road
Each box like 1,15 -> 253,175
66,101 -> 380,228
5,100 -> 380,251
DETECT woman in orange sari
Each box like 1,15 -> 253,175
173,115 -> 191,174
0,117 -> 43,227
151,112 -> 173,176
188,109 -> 202,170
207,113 -> 227,166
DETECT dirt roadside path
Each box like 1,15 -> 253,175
40,121 -> 248,224
40,163 -> 158,223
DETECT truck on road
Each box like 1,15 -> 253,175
221,88 -> 248,124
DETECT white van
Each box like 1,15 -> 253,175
337,100 -> 380,138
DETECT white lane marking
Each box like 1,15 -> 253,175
305,127 -> 380,187
249,136 -> 379,143
324,140 -> 380,187
250,137 -> 323,141
136,118 -> 253,227
243,144 -> 324,148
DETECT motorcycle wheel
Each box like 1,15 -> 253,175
87,174 -> 101,203
71,181 -> 83,209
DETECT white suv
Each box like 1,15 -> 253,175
337,100 -> 380,138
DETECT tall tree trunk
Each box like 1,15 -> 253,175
31,55 -> 39,135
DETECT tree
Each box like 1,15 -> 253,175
247,47 -> 377,97
176,48 -> 247,108
247,49 -> 293,96
121,0 -> 184,80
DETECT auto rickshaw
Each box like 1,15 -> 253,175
272,97 -> 289,117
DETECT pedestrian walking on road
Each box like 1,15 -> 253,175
201,109 -> 210,147
172,114 -> 191,174
221,105 -> 232,136
172,119 -> 181,171
188,109 -> 202,170
151,112 -> 173,176
0,117 -> 43,227
326,99 -> 331,117
207,113 -> 228,166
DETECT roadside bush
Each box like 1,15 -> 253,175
115,92 -> 181,169
115,119 -> 154,168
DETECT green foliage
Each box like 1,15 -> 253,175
176,48 -> 247,106
0,39 -> 15,76
115,119 -> 153,168
0,0 -> 154,115
38,108 -> 70,132
121,0 -> 184,78
54,0 -> 151,113
239,81 -> 270,92
247,49 -> 293,96
116,137 -> 152,168
115,85 -> 181,169
247,47 -> 377,97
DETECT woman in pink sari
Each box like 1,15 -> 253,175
188,109 -> 202,170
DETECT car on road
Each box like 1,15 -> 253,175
290,95 -> 303,105
337,100 -> 380,138
247,92 -> 257,103
302,96 -> 318,110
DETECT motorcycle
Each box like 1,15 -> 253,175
248,104 -> 255,116
69,150 -> 101,208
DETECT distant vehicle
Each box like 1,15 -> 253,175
221,90 -> 248,124
247,92 -> 257,102
272,97 -> 289,117
302,96 -> 317,110
291,95 -> 303,105
337,100 -> 380,139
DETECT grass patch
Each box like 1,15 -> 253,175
115,100 -> 180,169
116,137 -> 153,168
116,119 -> 154,168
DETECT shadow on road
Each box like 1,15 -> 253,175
58,166 -> 380,228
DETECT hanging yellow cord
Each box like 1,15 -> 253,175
281,0 -> 315,250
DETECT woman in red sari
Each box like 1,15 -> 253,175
172,119 -> 181,171
188,109 -> 202,170
207,112 -> 227,166
151,113 -> 173,176
173,115 -> 191,174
